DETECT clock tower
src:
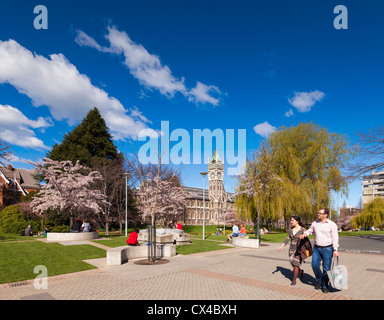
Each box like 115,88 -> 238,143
208,150 -> 226,206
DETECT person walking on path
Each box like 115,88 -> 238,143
279,216 -> 308,285
300,208 -> 339,293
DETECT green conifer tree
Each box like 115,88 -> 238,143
47,107 -> 121,166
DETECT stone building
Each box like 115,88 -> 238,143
183,151 -> 235,225
0,164 -> 39,207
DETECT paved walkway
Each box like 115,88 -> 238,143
1,240 -> 383,301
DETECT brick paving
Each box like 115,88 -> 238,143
0,241 -> 383,300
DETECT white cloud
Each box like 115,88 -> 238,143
75,26 -> 223,106
0,39 -> 152,140
0,104 -> 52,150
188,82 -> 221,106
253,121 -> 277,138
285,109 -> 294,117
288,90 -> 325,112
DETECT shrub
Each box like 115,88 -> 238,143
0,205 -> 39,234
50,225 -> 70,233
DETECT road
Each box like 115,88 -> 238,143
338,234 -> 384,255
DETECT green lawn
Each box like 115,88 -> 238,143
93,236 -> 128,248
176,239 -> 232,255
1,228 -> 383,285
0,233 -> 41,242
0,240 -> 105,284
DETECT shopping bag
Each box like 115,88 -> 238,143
327,256 -> 348,290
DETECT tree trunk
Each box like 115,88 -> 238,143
105,221 -> 109,236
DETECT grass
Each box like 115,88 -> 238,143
0,240 -> 106,284
176,239 -> 232,255
1,228 -> 383,284
93,236 -> 128,248
0,233 -> 41,242
338,230 -> 384,237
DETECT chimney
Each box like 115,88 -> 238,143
7,164 -> 13,171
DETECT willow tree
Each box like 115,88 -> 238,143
268,122 -> 353,228
235,142 -> 283,239
351,198 -> 384,230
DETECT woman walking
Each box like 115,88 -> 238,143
278,216 -> 308,285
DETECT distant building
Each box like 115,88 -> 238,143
362,170 -> 384,204
337,206 -> 362,231
0,164 -> 39,207
183,150 -> 235,225
339,206 -> 362,219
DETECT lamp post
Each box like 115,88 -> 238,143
123,172 -> 129,237
200,172 -> 207,240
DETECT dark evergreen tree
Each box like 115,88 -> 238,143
47,107 -> 121,166
45,107 -> 135,234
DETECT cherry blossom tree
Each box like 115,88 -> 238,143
134,171 -> 189,226
124,143 -> 189,226
27,158 -> 109,220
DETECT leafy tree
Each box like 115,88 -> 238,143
47,107 -> 121,166
268,122 -> 353,226
351,197 -> 384,229
235,142 -> 283,238
236,123 -> 354,231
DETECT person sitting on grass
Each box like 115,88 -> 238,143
126,229 -> 140,246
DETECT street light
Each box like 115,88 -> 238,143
123,172 -> 129,237
200,171 -> 208,240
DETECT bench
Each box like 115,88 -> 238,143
107,244 -> 176,266
232,235 -> 259,248
47,232 -> 99,242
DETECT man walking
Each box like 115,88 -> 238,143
300,208 -> 339,293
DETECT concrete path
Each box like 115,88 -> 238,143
1,239 -> 383,302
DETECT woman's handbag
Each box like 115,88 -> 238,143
303,237 -> 313,257
306,246 -> 313,257
327,256 -> 348,290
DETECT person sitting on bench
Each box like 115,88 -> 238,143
127,229 -> 140,246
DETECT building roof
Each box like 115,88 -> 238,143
183,185 -> 234,203
0,165 -> 39,189
211,150 -> 222,164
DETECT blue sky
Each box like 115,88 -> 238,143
1,0 -> 383,209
